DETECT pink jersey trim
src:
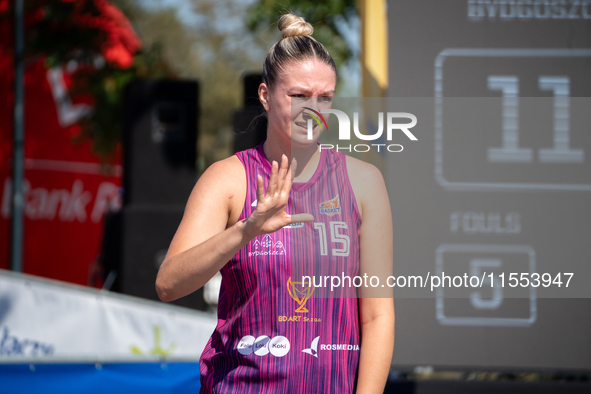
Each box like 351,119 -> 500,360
254,142 -> 327,193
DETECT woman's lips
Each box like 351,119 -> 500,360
295,122 -> 316,129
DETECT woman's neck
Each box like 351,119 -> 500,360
263,135 -> 320,182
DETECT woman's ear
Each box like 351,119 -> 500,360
258,83 -> 270,112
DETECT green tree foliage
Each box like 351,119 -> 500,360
246,0 -> 357,69
1,0 -> 175,165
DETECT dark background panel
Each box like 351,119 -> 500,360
119,205 -> 207,311
123,79 -> 198,206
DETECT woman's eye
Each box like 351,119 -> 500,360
291,95 -> 331,102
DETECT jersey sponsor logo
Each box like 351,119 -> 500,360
287,276 -> 314,313
278,315 -> 321,323
319,195 -> 341,216
301,336 -> 360,358
249,234 -> 286,257
302,336 -> 320,358
320,343 -> 360,351
237,335 -> 290,357
283,222 -> 304,229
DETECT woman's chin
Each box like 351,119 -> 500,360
290,134 -> 321,149
290,125 -> 321,147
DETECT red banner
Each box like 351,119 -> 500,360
0,0 -> 140,286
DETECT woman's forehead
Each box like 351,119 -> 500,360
277,59 -> 336,91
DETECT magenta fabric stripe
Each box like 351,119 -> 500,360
199,143 -> 361,393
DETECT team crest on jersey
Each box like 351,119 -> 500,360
319,195 -> 341,216
249,234 -> 286,257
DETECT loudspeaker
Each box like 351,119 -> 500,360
243,73 -> 263,106
118,205 -> 207,311
99,210 -> 122,292
233,73 -> 267,153
105,78 -> 204,309
233,106 -> 267,153
123,79 -> 199,206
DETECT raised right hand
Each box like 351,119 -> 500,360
243,154 -> 314,238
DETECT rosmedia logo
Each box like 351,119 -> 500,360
303,107 -> 418,153
301,336 -> 360,358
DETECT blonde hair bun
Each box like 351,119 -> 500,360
278,14 -> 313,39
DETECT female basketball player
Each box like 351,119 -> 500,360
155,14 -> 394,393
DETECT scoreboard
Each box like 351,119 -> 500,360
386,0 -> 591,370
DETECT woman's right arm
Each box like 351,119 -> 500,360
155,156 -> 247,302
155,154 -> 311,302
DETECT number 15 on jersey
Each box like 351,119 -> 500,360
313,221 -> 350,257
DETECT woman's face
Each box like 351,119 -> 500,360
259,58 -> 336,148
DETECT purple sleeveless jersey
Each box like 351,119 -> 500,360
199,143 -> 361,393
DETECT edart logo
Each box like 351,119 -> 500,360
287,276 -> 314,313
237,335 -> 290,357
303,107 -> 417,153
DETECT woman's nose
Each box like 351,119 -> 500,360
311,97 -> 321,110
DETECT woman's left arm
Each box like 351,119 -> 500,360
357,298 -> 394,393
347,158 -> 395,394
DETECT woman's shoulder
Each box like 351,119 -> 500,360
342,154 -> 388,219
343,154 -> 384,187
188,154 -> 246,225
200,154 -> 245,190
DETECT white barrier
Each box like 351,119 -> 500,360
0,269 -> 217,361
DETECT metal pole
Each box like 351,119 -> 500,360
11,0 -> 25,272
